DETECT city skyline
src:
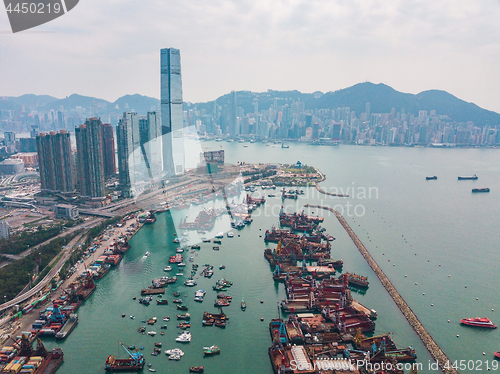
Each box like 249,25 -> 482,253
1,1 -> 500,113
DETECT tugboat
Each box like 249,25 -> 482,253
105,341 -> 145,372
460,317 -> 497,328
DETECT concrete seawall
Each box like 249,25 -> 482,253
306,204 -> 459,374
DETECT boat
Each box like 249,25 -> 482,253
340,273 -> 369,288
105,341 -> 144,372
157,299 -> 168,305
178,322 -> 191,329
189,367 -> 205,373
494,351 -> 500,359
163,266 -> 172,272
55,313 -> 78,340
460,317 -> 497,328
213,246 -> 219,251
214,320 -> 226,328
203,345 -> 221,355
173,298 -> 183,304
165,348 -> 184,355
177,313 -> 191,320
227,232 -> 234,238
147,331 -> 157,336
175,331 -> 191,343
149,369 -> 156,372
201,237 -> 211,243
219,265 -> 225,270
213,239 -> 222,244
176,248 -> 184,253
191,244 -> 201,249
241,300 -> 246,311
184,279 -> 197,287
215,232 -> 224,238
458,174 -> 478,180
143,251 -> 151,257
176,305 -> 188,311
472,188 -> 490,193
426,176 -> 437,180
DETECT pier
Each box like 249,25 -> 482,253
306,204 -> 459,374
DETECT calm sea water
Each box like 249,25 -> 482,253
47,142 -> 500,373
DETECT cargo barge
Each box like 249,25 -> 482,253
55,314 -> 78,340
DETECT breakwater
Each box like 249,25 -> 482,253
314,183 -> 349,197
305,204 -> 459,374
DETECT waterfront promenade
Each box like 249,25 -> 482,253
306,204 -> 460,374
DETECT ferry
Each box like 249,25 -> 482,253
460,317 -> 497,328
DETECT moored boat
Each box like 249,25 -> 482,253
105,341 -> 144,372
460,317 -> 496,328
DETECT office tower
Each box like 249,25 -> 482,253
229,91 -> 238,137
101,123 -> 116,178
57,111 -> 65,129
36,130 -> 74,193
161,47 -> 185,176
365,102 -> 371,119
75,118 -> 105,197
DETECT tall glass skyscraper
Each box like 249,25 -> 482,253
160,48 -> 185,176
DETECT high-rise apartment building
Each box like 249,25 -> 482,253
75,118 -> 105,197
160,48 -> 185,176
116,112 -> 141,197
101,123 -> 116,178
36,130 -> 75,194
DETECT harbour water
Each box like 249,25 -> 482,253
47,142 -> 500,373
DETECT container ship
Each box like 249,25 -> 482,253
458,174 -> 478,180
472,188 -> 490,193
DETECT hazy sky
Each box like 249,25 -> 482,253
1,0 -> 500,112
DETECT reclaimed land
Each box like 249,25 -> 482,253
305,204 -> 459,374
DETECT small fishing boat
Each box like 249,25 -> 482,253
189,367 -> 204,373
203,345 -> 220,355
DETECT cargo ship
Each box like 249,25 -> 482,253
76,272 -> 96,300
55,314 -> 78,340
458,174 -> 478,180
472,188 -> 490,193
105,341 -> 144,372
460,317 -> 496,328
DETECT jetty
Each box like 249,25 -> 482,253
305,204 -> 459,374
